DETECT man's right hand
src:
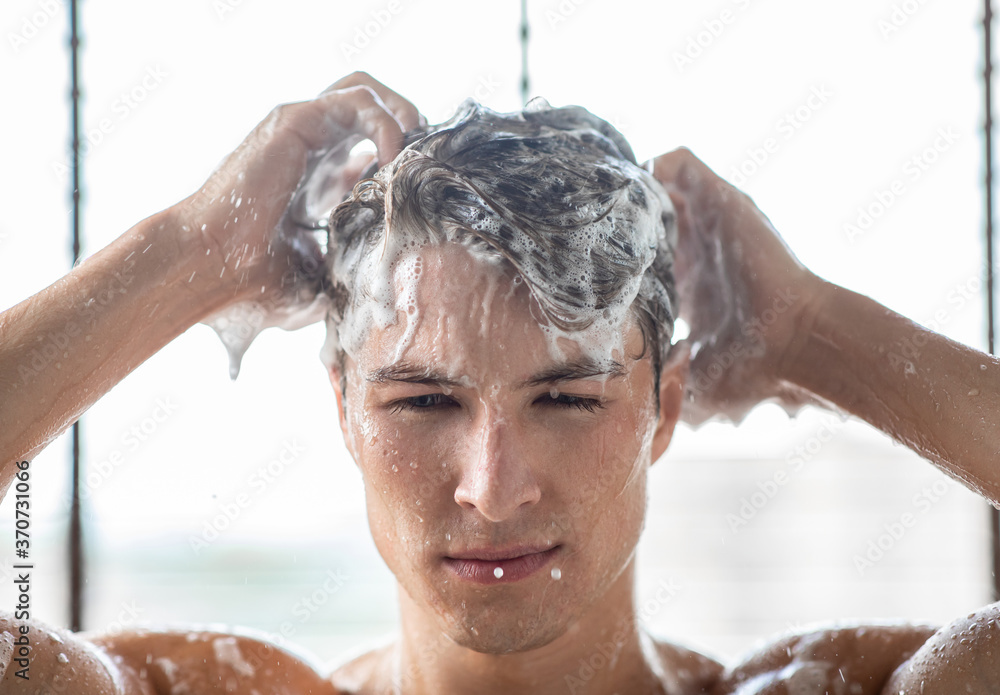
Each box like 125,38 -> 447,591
172,71 -> 423,316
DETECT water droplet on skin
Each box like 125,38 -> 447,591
494,567 -> 504,578
410,462 -> 418,469
445,533 -> 451,541
391,464 -> 399,473
981,364 -> 988,370
551,568 -> 561,580
969,388 -> 981,396
57,653 -> 69,664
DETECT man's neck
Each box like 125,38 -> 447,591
389,566 -> 668,695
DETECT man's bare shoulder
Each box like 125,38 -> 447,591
90,624 -> 342,694
0,612 -> 345,695
0,612 -> 150,694
706,622 -> 937,695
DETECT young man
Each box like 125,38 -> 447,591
0,72 -> 998,694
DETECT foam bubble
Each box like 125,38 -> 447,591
203,126 -> 365,379
319,97 -> 677,379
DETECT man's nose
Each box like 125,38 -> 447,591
453,418 -> 541,522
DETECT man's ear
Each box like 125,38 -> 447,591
651,341 -> 691,464
329,367 -> 352,451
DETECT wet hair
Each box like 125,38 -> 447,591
324,98 -> 678,389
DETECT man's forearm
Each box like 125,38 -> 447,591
782,280 -> 1000,502
0,208 -> 220,494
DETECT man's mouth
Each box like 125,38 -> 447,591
442,545 -> 561,584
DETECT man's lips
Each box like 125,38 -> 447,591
442,545 -> 561,584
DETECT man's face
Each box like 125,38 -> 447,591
333,243 -> 678,654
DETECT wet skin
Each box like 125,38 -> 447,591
5,243 -> 999,694
337,243 -> 662,658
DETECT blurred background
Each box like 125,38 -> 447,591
0,0 -> 992,667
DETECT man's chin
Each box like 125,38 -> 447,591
433,598 -> 577,655
445,614 -> 567,655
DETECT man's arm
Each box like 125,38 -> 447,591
651,148 -> 1000,504
0,207 -> 220,482
0,72 -> 420,499
784,278 -> 1000,502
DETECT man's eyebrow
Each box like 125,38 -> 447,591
520,359 -> 626,388
366,362 -> 465,388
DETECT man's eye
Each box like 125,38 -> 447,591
389,394 -> 455,413
541,393 -> 604,413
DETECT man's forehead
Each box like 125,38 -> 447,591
339,241 -> 650,383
